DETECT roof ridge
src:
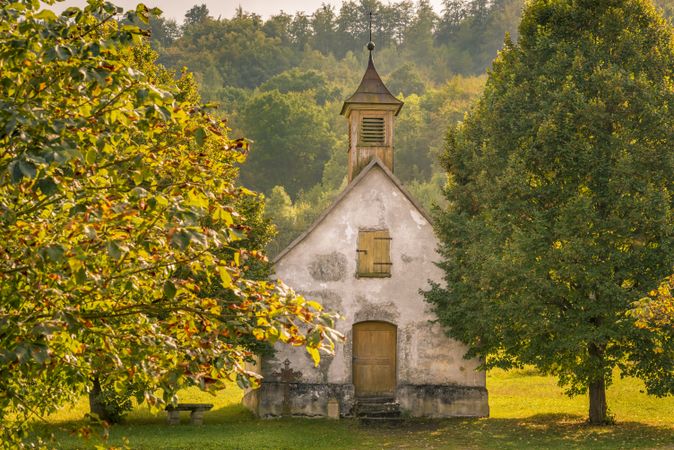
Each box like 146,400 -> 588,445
272,157 -> 433,264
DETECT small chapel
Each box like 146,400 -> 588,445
242,39 -> 489,419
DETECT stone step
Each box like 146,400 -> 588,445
359,410 -> 401,419
357,396 -> 395,403
355,398 -> 401,419
356,405 -> 401,416
359,416 -> 405,427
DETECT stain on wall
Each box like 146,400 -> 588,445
354,295 -> 400,324
308,252 -> 347,282
302,289 -> 344,316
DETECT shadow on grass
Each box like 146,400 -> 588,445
34,411 -> 674,449
402,413 -> 674,449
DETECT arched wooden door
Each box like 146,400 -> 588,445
352,321 -> 397,398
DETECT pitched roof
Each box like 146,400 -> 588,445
340,53 -> 403,116
273,158 -> 433,264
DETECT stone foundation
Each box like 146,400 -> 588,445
243,382 -> 488,418
243,383 -> 355,418
397,384 -> 489,418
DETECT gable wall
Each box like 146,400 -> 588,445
269,166 -> 485,389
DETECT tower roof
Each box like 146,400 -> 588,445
340,52 -> 403,116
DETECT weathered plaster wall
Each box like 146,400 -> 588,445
247,164 -> 487,417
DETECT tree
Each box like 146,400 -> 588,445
436,0 -> 468,44
184,4 -> 210,27
147,15 -> 180,49
425,0 -> 674,425
386,63 -> 426,97
162,11 -> 293,90
262,12 -> 293,46
404,0 -> 438,64
390,1 -> 415,45
238,90 -> 338,198
290,12 -> 312,50
259,68 -> 341,105
0,1 -> 339,445
311,4 -> 338,55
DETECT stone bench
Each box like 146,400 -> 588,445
165,403 -> 213,425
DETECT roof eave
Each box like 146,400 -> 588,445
340,100 -> 404,117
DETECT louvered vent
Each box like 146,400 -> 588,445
360,117 -> 385,145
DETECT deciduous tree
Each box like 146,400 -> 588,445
0,1 -> 339,445
425,0 -> 674,425
239,90 -> 337,198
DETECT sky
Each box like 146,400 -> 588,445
48,0 -> 445,22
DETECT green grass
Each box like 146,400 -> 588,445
34,369 -> 674,449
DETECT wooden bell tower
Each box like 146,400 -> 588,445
341,15 -> 403,182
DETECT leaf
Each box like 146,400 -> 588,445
9,160 -> 36,182
218,266 -> 232,288
170,230 -> 191,249
306,346 -> 320,367
18,160 -> 37,179
36,177 -> 58,196
106,241 -> 123,260
9,161 -> 23,183
85,149 -> 97,164
75,267 -> 87,284
30,345 -> 50,365
163,281 -> 177,299
34,9 -> 57,21
42,244 -> 65,263
306,301 -> 323,311
194,127 -> 206,147
135,3 -> 150,23
68,257 -> 82,273
214,206 -> 233,225
55,45 -> 72,60
252,328 -> 265,340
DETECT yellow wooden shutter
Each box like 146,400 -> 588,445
357,230 -> 391,277
372,230 -> 391,276
357,231 -> 374,275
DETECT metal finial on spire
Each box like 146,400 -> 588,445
367,11 -> 375,52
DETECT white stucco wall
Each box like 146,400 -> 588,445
267,164 -> 486,390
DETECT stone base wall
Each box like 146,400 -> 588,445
243,383 -> 355,418
397,384 -> 489,418
243,382 -> 489,418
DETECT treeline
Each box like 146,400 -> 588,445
152,0 -> 524,83
148,0 -> 673,255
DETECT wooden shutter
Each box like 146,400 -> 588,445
357,230 -> 391,277
360,117 -> 385,145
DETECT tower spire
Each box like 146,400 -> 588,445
340,10 -> 403,181
367,11 -> 375,53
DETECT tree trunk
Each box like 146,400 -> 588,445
588,342 -> 608,425
588,377 -> 607,425
88,375 -> 107,420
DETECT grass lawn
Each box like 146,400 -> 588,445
34,368 -> 674,449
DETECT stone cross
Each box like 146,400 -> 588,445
272,359 -> 302,417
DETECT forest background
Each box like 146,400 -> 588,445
147,0 -> 674,256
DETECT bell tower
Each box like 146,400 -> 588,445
341,16 -> 403,181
